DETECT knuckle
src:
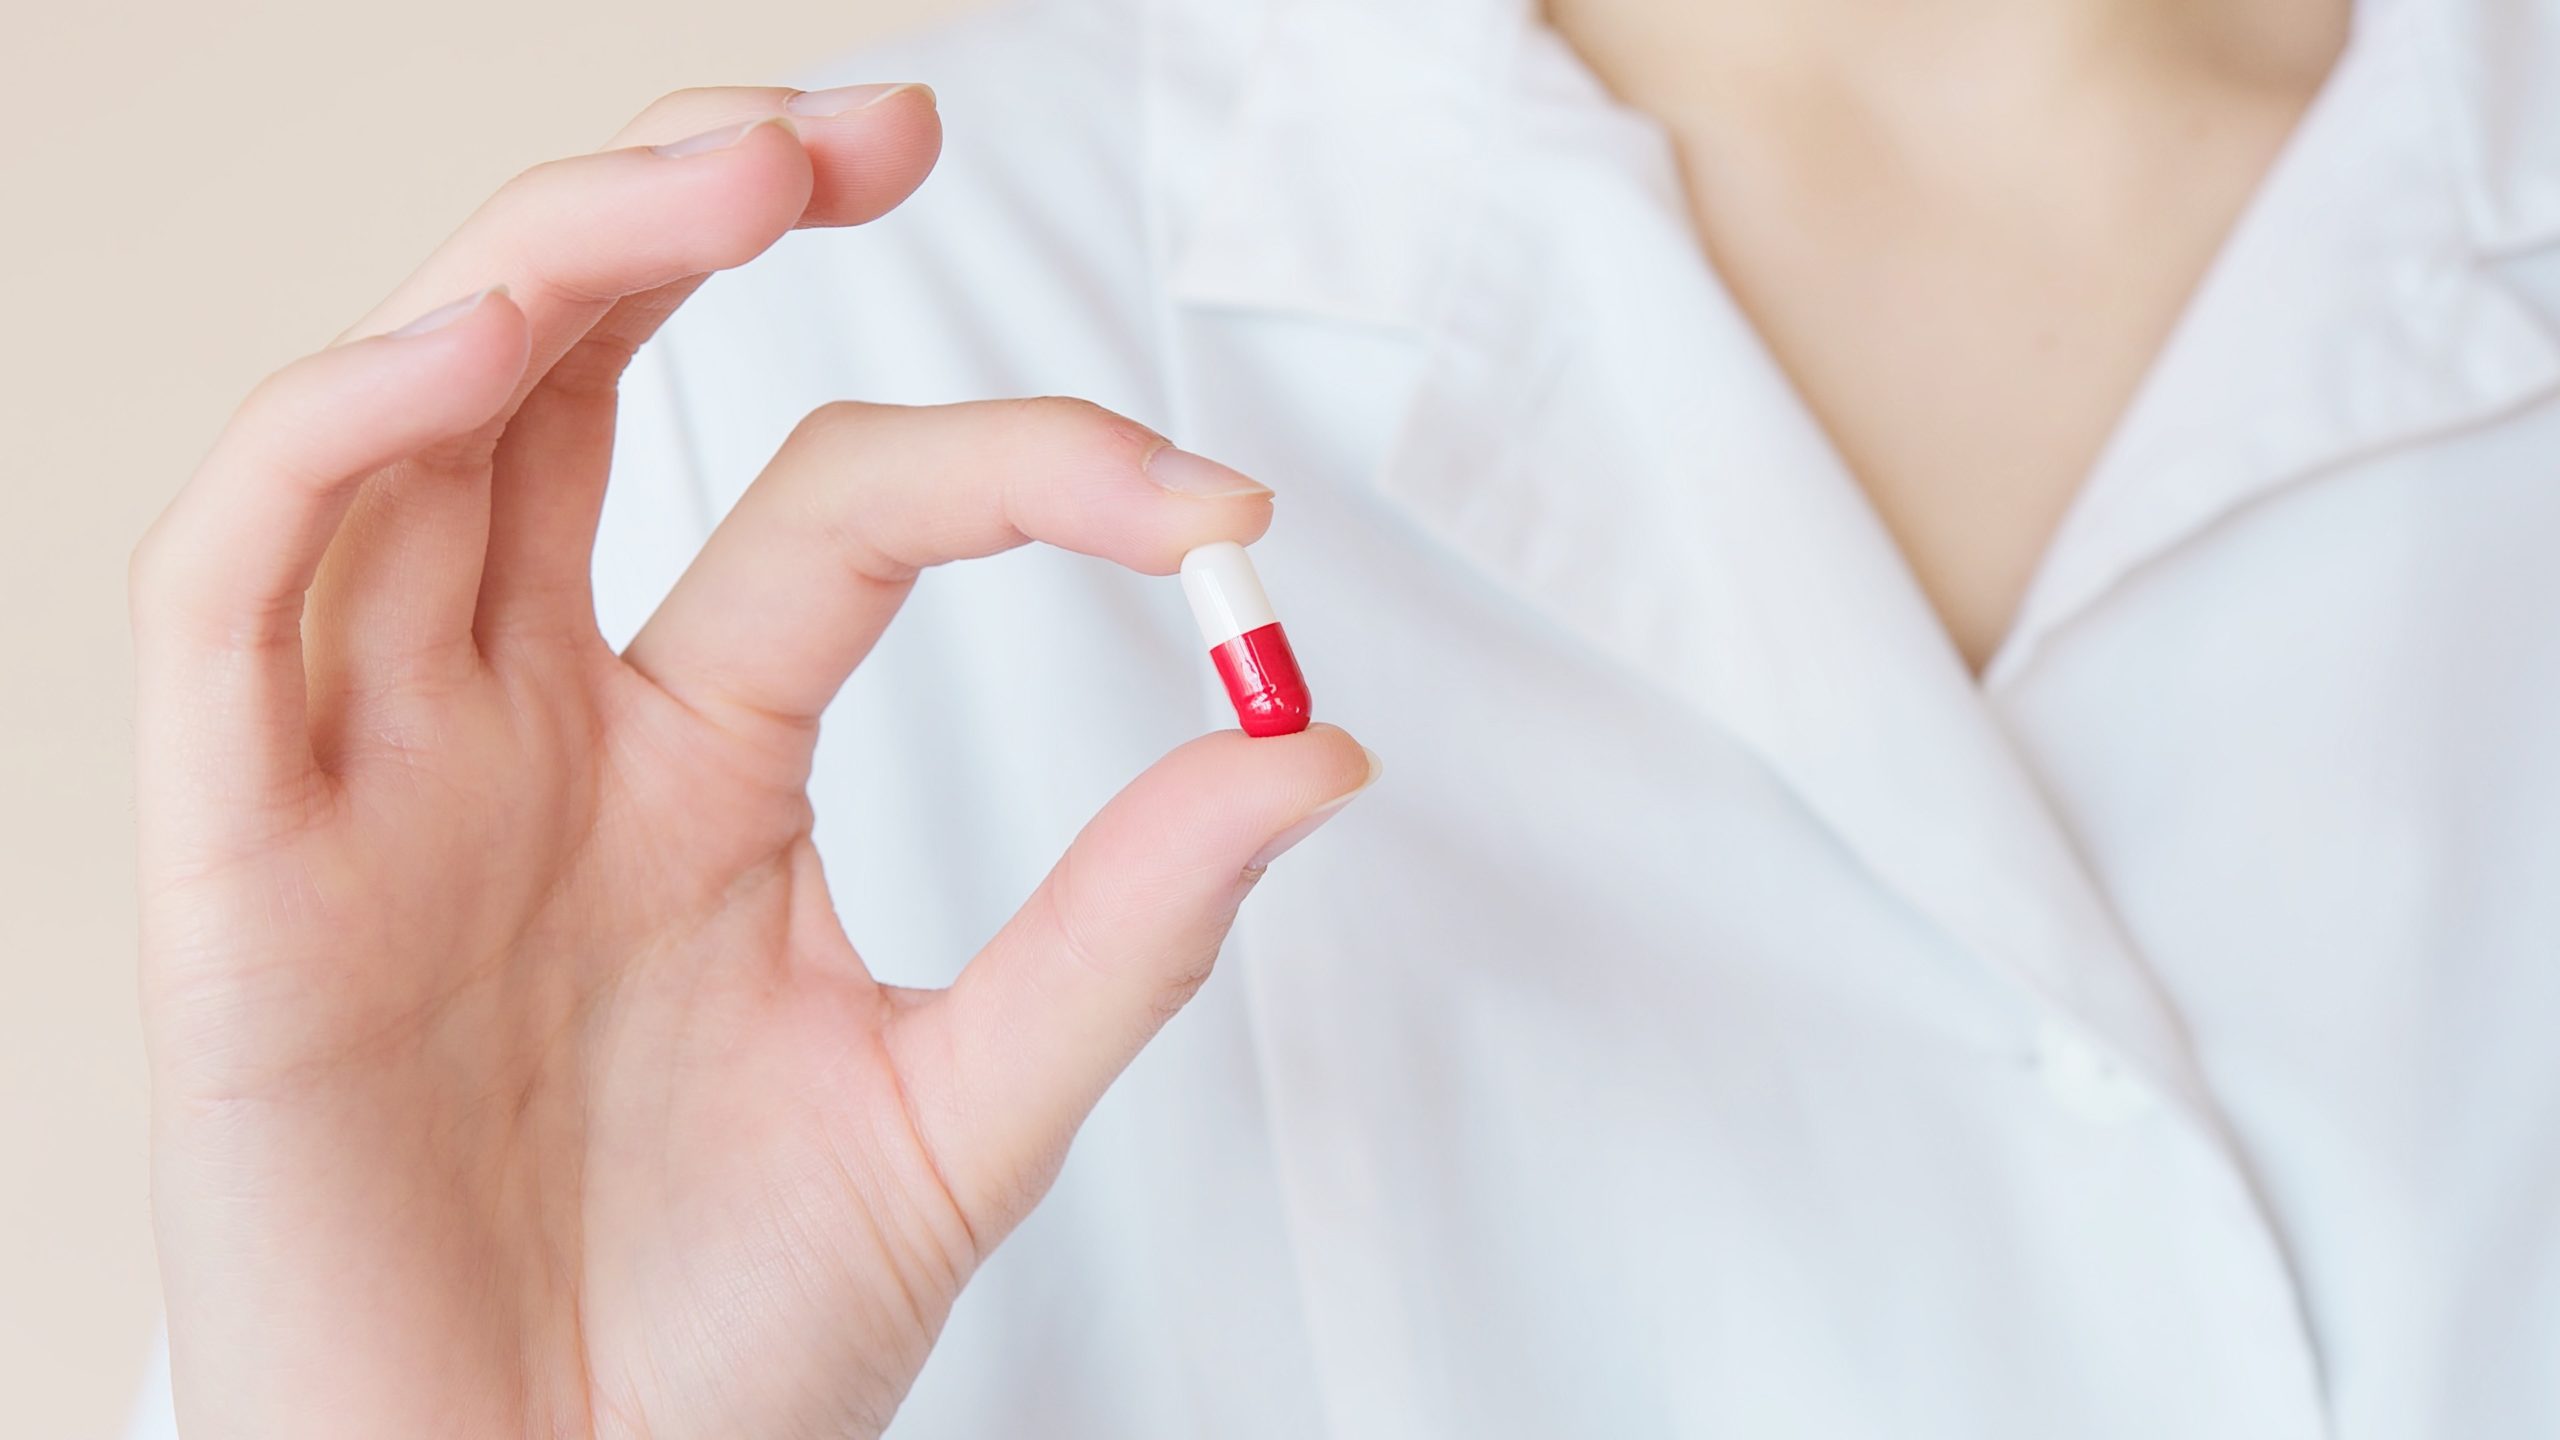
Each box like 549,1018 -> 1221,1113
508,151 -> 584,192
1043,856 -> 1224,1027
233,356 -> 314,434
767,403 -> 910,583
403,425 -> 504,477
633,87 -> 705,122
809,396 -> 885,434
538,336 -> 641,406
485,156 -> 589,237
227,359 -> 355,490
992,395 -> 1161,465
1151,946 -> 1221,1025
786,398 -> 890,456
629,86 -> 731,131
1003,392 -> 1120,434
1008,394 -> 1113,425
128,355 -> 321,633
211,366 -> 326,495
483,155 -> 610,244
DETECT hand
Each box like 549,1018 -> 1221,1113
131,85 -> 1375,1439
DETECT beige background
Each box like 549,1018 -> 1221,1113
0,2 -> 969,1433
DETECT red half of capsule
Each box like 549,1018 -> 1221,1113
1209,622 -> 1313,737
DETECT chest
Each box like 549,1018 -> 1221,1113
1668,87 -> 2321,668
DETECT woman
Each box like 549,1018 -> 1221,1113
131,0 -> 2560,1435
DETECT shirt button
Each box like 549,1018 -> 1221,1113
2032,1020 -> 2156,1125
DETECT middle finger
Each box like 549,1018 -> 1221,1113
306,117 -> 820,695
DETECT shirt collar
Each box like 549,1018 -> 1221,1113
1162,0 -> 2560,327
1149,0 -> 2560,1137
1991,0 -> 2560,679
2426,0 -> 2560,254
1156,0 -> 2245,1127
1159,0 -> 1533,329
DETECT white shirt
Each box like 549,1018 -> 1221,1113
134,0 -> 2560,1435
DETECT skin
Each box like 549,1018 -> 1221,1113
139,1 -> 2351,1432
1549,0 -> 2348,669
134,86 -> 1373,1439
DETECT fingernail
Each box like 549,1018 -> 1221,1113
1146,445 -> 1273,499
787,81 -> 934,117
1247,748 -> 1382,872
389,284 -> 506,338
651,116 -> 791,159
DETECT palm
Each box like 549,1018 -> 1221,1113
134,87 -> 1368,1440
147,612 -> 953,1433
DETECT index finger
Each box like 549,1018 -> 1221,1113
622,398 -> 1280,732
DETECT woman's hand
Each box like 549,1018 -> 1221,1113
131,85 -> 1374,1440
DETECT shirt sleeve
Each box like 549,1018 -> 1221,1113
122,1327 -> 173,1439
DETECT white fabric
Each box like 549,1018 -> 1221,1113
132,0 -> 2560,1435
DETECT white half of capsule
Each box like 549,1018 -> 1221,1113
1179,541 -> 1280,647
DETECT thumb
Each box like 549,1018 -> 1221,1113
894,723 -> 1379,1246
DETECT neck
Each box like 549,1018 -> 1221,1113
1545,0 -> 2348,127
